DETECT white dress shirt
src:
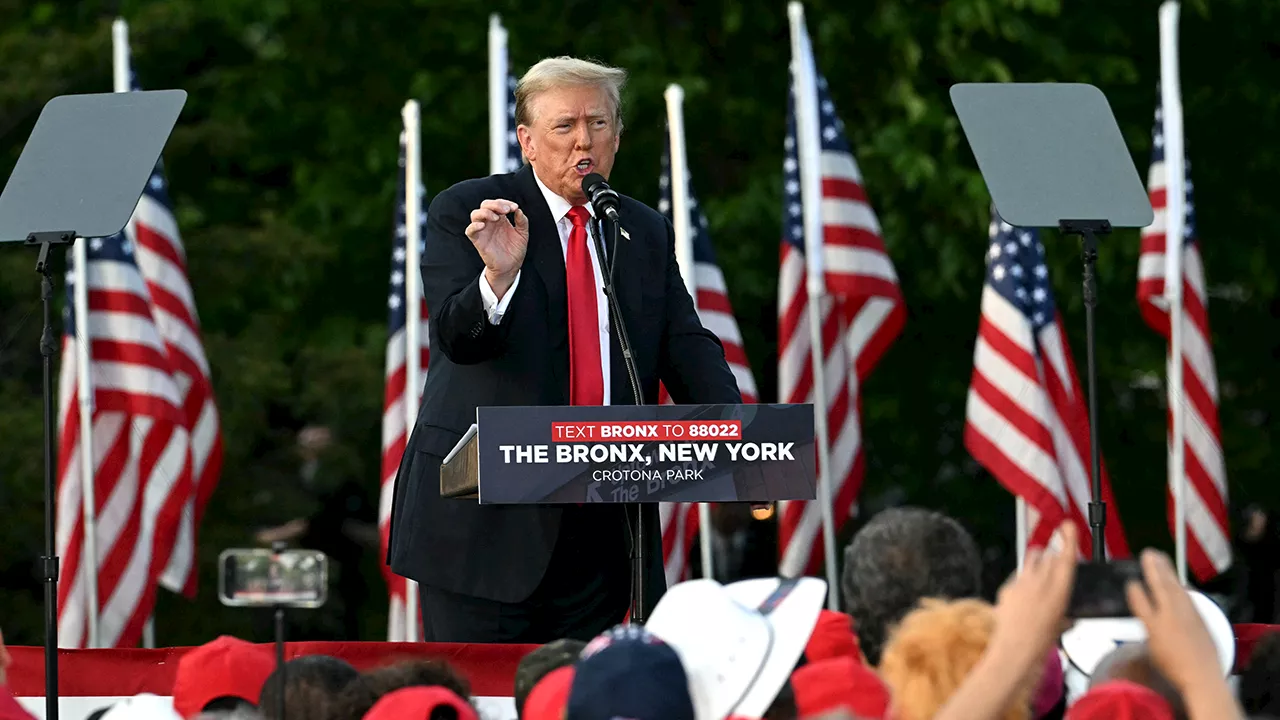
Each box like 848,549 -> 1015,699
478,171 -> 612,405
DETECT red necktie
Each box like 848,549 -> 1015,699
566,206 -> 605,406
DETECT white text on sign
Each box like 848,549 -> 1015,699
496,442 -> 795,465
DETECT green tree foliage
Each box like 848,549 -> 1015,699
0,0 -> 1275,644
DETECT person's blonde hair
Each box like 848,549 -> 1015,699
879,598 -> 1035,720
514,56 -> 627,132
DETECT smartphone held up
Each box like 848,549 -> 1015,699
1066,560 -> 1146,619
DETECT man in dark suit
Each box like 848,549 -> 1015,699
387,56 -> 742,643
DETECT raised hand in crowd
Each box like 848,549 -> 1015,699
1126,548 -> 1245,720
931,521 -> 1077,720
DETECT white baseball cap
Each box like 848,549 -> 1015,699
645,577 -> 826,720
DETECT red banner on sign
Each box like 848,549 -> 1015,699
550,420 -> 743,442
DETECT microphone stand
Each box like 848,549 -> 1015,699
590,215 -> 648,624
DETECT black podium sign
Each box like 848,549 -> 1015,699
474,403 -> 816,504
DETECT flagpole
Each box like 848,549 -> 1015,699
664,84 -> 696,319
664,84 -> 716,581
71,219 -> 99,649
788,1 -> 839,609
110,16 -> 158,650
402,99 -> 424,640
488,15 -> 509,176
72,181 -> 99,648
1158,1 -> 1189,585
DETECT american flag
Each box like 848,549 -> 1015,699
55,226 -> 195,647
776,32 -> 905,578
379,133 -> 429,641
490,14 -> 523,176
964,211 -> 1129,559
503,70 -> 523,172
1137,90 -> 1229,580
128,142 -> 222,599
656,145 -> 759,584
56,54 -> 219,645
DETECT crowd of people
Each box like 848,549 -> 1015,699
4,507 -> 1280,719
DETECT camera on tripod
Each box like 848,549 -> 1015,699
217,547 -> 329,609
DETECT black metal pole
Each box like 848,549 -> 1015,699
274,605 -> 286,720
632,503 -> 645,625
271,539 -> 287,720
1061,220 -> 1110,563
1081,230 -> 1105,562
36,240 -> 60,720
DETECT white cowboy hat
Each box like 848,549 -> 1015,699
646,577 -> 826,720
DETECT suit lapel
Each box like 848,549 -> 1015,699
515,165 -> 570,361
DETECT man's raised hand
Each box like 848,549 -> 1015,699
466,198 -> 529,299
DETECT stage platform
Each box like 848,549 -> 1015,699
7,626 -> 1279,719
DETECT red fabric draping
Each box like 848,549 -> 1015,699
7,642 -> 539,697
7,625 -> 1279,698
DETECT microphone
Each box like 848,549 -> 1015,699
579,171 -> 639,406
581,173 -> 621,223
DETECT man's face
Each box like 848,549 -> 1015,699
518,84 -> 621,205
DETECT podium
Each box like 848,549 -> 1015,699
439,403 -> 817,505
438,403 -> 816,624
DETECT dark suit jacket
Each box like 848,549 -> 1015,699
387,163 -> 742,609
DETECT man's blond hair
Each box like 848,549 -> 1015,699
514,56 -> 627,132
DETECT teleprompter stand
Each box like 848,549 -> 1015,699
29,231 -> 73,720
950,83 -> 1154,562
0,89 -> 187,719
1060,218 -> 1111,560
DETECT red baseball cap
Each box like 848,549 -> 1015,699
791,656 -> 891,719
1066,680 -> 1174,720
523,666 -> 574,720
171,636 -> 275,718
362,687 -> 477,720
804,610 -> 861,663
